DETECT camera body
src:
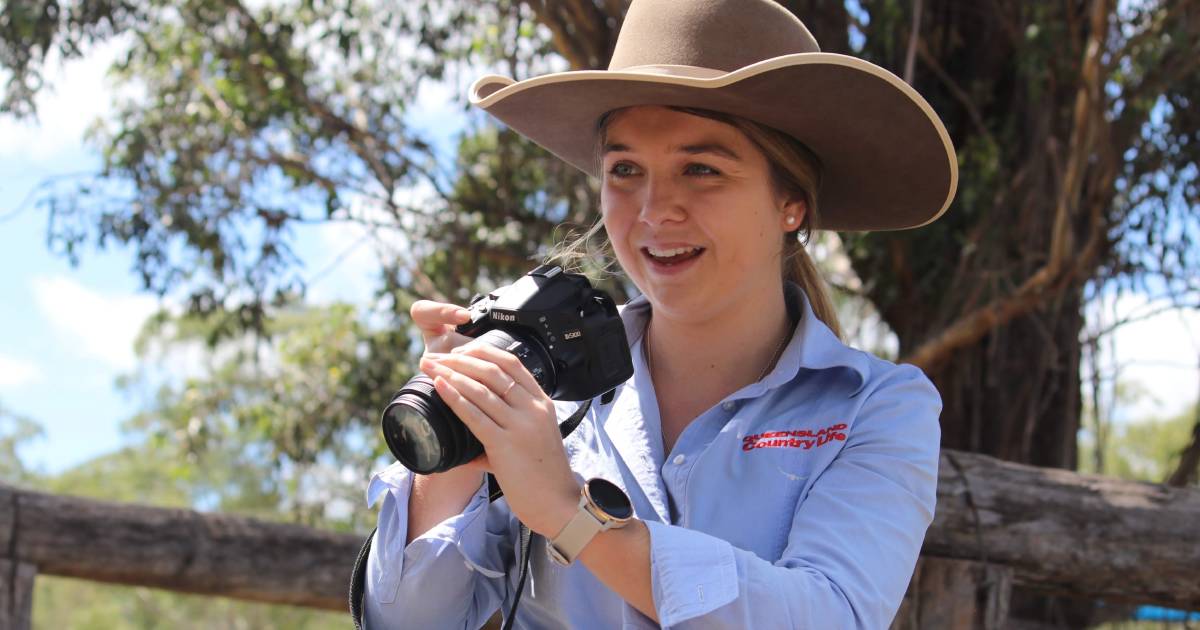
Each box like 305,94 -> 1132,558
381,264 -> 633,473
457,264 -> 633,401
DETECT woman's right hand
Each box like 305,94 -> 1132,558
410,300 -> 473,354
405,300 -> 491,544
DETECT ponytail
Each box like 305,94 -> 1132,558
784,231 -> 842,339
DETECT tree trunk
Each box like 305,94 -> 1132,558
891,558 -> 1013,630
933,290 -> 1083,467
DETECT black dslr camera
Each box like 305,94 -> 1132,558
381,265 -> 634,474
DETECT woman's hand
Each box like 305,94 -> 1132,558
410,299 -> 474,354
420,342 -> 581,538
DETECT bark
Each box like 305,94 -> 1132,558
0,483 -> 362,611
891,558 -> 1012,630
928,450 -> 1200,609
3,449 -> 1200,615
0,559 -> 36,630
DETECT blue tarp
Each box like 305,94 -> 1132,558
1134,605 -> 1200,622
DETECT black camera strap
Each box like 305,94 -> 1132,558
350,398 -> 595,630
491,398 -> 590,630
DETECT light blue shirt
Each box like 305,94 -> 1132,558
364,284 -> 942,629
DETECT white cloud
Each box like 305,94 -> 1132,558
0,35 -> 129,163
1088,294 -> 1200,421
31,275 -> 160,370
0,354 -> 43,388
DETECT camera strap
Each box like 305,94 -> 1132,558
349,397 -> 595,630
491,398 -> 591,630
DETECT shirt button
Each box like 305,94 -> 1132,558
722,401 -> 736,412
672,454 -> 686,465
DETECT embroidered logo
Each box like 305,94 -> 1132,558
742,423 -> 848,452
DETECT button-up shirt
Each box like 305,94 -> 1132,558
364,284 -> 942,629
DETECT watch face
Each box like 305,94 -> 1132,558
587,478 -> 633,520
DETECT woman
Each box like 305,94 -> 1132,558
361,0 -> 957,627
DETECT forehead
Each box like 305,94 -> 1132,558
602,106 -> 752,153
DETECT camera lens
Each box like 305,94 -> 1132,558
380,331 -> 556,474
381,374 -> 482,474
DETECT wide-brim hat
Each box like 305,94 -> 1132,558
469,0 -> 958,232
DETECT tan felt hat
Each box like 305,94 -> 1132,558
468,0 -> 958,231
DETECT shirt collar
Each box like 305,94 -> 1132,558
618,282 -> 870,397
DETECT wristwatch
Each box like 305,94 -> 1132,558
547,477 -> 633,566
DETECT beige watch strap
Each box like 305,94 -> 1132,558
546,499 -> 606,566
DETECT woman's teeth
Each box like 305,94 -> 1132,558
647,246 -> 701,258
644,246 -> 704,265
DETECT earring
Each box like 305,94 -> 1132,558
785,215 -> 796,225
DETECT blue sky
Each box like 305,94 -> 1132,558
1,37 -> 1197,476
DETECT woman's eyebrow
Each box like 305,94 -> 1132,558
678,143 -> 742,161
601,141 -> 742,161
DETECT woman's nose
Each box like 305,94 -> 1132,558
639,176 -> 687,225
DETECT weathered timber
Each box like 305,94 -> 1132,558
891,557 -> 1012,630
0,558 -> 36,630
927,451 -> 1200,609
0,483 -> 362,611
0,448 -> 1198,614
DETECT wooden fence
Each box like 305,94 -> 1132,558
3,449 -> 1198,629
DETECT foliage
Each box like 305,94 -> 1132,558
32,578 -> 346,630
117,300 -> 406,529
0,401 -> 44,484
1079,404 -> 1199,483
3,1 -> 1200,624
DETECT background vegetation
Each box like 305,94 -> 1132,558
2,0 -> 1198,627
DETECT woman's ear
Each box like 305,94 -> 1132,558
780,197 -> 808,232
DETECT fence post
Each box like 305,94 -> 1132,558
0,558 -> 36,630
891,556 -> 1012,630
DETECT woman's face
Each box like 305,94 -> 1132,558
600,106 -> 804,324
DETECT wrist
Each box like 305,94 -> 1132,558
535,479 -> 584,538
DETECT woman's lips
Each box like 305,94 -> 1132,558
642,246 -> 705,274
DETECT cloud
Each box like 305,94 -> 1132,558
0,36 -> 129,163
30,275 -> 160,370
0,355 -> 43,388
1090,294 -> 1200,421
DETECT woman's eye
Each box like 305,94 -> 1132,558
686,163 -> 720,176
608,162 -> 638,178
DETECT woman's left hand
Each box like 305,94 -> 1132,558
419,342 -> 581,538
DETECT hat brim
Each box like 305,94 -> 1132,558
470,53 -> 957,232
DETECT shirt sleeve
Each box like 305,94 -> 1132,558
633,364 -> 942,629
362,463 -> 517,629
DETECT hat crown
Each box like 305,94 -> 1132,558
608,0 -> 821,73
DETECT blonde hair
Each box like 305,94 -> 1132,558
547,106 -> 842,339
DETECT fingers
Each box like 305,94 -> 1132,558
451,342 -> 543,395
431,375 -> 503,444
411,300 -> 472,353
411,300 -> 470,335
422,354 -> 520,427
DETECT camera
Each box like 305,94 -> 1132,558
381,265 -> 634,474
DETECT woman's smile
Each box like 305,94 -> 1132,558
600,106 -> 798,322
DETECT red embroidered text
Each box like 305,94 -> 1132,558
742,424 -> 848,452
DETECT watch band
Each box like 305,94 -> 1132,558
546,498 -> 606,565
547,480 -> 632,566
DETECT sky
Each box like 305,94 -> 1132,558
1,35 -> 1197,476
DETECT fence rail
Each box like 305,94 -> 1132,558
3,449 -> 1199,629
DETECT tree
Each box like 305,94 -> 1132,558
0,402 -> 43,485
4,0 -> 1200,625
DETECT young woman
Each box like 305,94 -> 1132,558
362,0 -> 957,627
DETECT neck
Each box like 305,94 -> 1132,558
644,285 -> 794,395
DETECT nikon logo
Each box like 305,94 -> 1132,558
492,312 -> 517,322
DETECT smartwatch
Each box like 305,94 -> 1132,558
547,477 -> 633,566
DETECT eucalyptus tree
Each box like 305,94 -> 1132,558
3,0 -> 1200,623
